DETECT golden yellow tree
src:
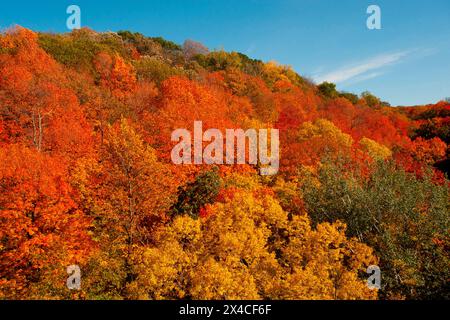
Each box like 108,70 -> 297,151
359,137 -> 392,161
72,119 -> 177,298
128,176 -> 378,300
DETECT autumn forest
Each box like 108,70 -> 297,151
0,26 -> 449,300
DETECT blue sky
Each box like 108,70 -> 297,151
1,0 -> 449,106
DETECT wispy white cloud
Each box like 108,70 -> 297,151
340,71 -> 386,87
313,50 -> 412,84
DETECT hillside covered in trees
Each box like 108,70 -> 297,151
0,26 -> 448,300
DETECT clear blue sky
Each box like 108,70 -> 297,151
1,0 -> 449,106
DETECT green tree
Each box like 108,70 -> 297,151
361,91 -> 381,108
301,159 -> 450,299
318,82 -> 338,99
171,168 -> 221,219
339,91 -> 359,104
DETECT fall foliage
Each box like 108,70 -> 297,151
0,26 -> 448,300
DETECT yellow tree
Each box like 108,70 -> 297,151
359,137 -> 392,161
279,217 -> 377,299
128,176 -> 378,300
281,118 -> 354,175
73,119 -> 176,298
